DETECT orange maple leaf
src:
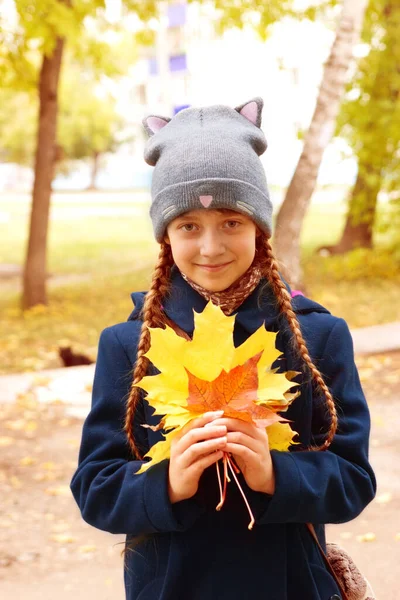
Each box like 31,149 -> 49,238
185,351 -> 289,429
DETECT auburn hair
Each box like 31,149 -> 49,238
123,233 -> 338,460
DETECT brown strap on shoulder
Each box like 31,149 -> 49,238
306,523 -> 349,600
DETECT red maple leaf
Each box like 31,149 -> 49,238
185,351 -> 287,428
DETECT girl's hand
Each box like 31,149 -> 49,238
206,417 -> 275,495
168,411 -> 228,504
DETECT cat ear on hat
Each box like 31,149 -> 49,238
142,114 -> 171,137
234,97 -> 264,129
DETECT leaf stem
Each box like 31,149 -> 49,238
226,455 -> 255,530
214,452 -> 255,530
216,453 -> 228,510
216,457 -> 223,507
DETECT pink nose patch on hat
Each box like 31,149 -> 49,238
199,195 -> 213,208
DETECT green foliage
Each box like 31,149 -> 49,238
58,58 -> 127,169
134,28 -> 156,48
212,0 -> 339,40
122,1 -> 158,22
311,247 -> 400,282
0,58 -> 127,170
335,0 -> 400,230
0,0 -> 155,92
0,88 -> 37,165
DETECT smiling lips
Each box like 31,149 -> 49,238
195,261 -> 233,271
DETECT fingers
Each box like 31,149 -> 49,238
179,433 -> 227,468
206,417 -> 264,440
224,442 -> 259,463
225,430 -> 260,454
188,450 -> 224,476
177,423 -> 227,455
177,411 -> 224,440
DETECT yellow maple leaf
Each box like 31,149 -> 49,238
135,301 -> 301,474
266,422 -> 299,452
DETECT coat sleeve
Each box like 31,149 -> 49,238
253,317 -> 377,525
70,326 -> 205,535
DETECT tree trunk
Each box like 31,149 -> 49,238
86,151 -> 100,191
328,1 -> 399,255
338,187 -> 376,251
273,0 -> 367,288
319,170 -> 378,254
22,38 -> 65,310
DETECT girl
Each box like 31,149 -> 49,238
70,97 -> 376,600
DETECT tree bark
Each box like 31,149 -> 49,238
86,151 -> 100,191
337,180 -> 376,250
273,0 -> 367,288
318,170 -> 378,254
22,38 -> 65,309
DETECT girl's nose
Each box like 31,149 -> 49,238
199,231 -> 226,257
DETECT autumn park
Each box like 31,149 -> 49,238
0,1 -> 399,599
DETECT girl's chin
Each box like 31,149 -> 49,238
192,273 -> 238,292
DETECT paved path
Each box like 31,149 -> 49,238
350,321 -> 400,355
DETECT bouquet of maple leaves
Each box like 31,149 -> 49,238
134,302 -> 301,529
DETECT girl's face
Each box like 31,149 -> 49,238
164,209 -> 260,292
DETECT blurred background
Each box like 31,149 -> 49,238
0,0 -> 399,598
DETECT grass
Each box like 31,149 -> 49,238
0,190 -> 399,375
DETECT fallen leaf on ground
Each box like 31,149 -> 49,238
0,519 -> 14,528
51,522 -> 70,533
40,461 -> 56,470
5,419 -> 26,431
33,472 -> 57,482
78,545 -> 97,554
0,437 -> 13,447
20,456 -> 36,466
32,375 -> 52,386
45,485 -> 70,496
50,533 -> 75,543
67,439 -> 79,448
375,492 -> 392,504
356,532 -> 376,542
10,476 -> 22,489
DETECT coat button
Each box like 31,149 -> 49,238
330,596 -> 341,600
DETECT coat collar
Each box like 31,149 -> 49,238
128,264 -> 330,337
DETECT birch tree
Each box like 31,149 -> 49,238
273,0 -> 367,287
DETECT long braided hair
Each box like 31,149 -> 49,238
123,234 -> 338,460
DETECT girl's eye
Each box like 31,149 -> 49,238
180,223 -> 197,232
225,220 -> 241,228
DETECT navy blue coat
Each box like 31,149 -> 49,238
70,266 -> 376,600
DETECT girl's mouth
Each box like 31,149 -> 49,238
195,261 -> 233,272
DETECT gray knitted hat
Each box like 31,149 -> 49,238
142,97 -> 272,242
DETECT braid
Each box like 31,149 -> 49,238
257,236 -> 338,452
124,241 -> 173,459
